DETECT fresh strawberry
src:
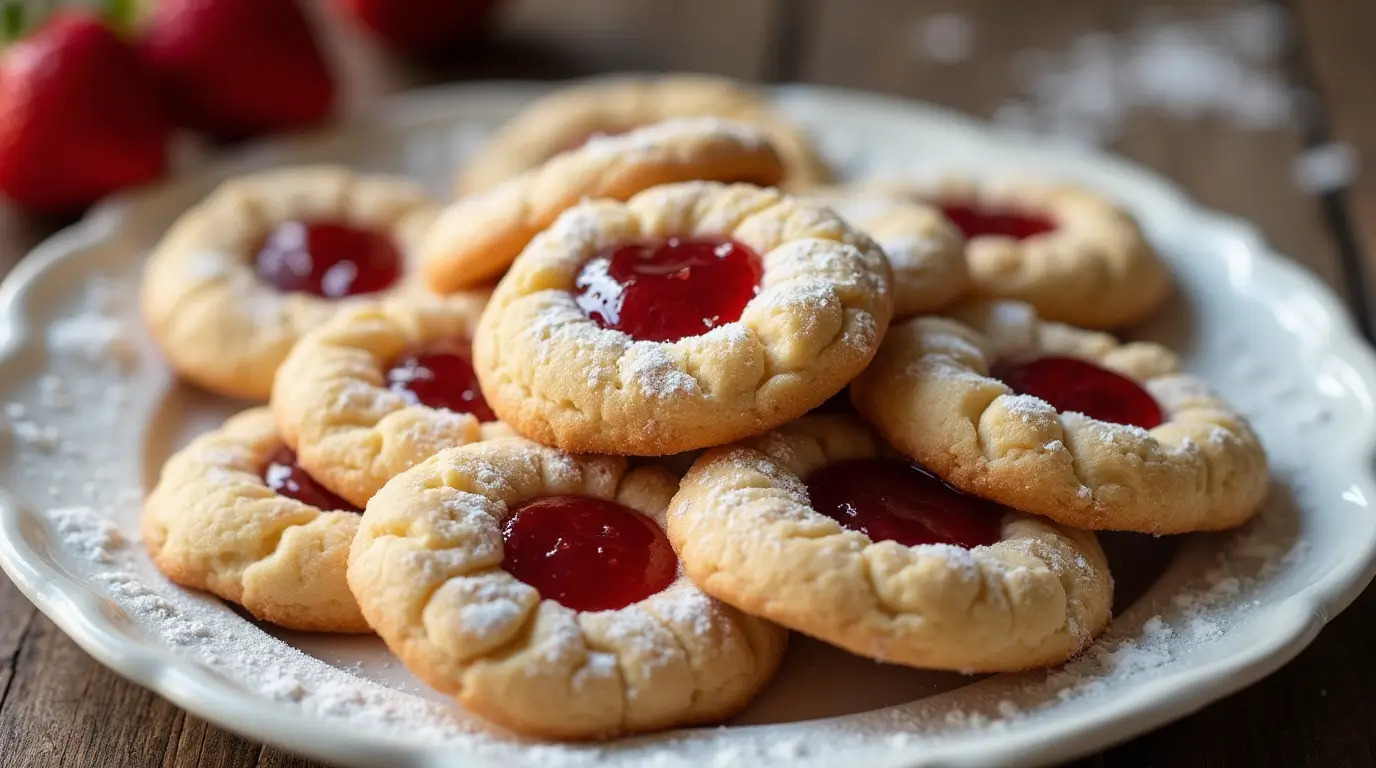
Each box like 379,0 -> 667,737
139,0 -> 336,140
0,11 -> 171,213
331,0 -> 499,54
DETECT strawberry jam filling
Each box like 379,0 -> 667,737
574,236 -> 763,343
501,494 -> 678,612
996,356 -> 1163,429
254,220 -> 402,298
939,202 -> 1057,240
806,458 -> 1003,548
263,446 -> 358,511
385,345 -> 495,421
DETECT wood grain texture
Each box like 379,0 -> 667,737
1,0 -> 1374,766
802,2 -> 1373,765
800,0 -> 1347,290
1290,0 -> 1376,334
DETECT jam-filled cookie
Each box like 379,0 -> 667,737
851,301 -> 1269,533
143,408 -> 367,632
893,179 -> 1170,329
668,415 -> 1112,672
473,181 -> 895,455
271,296 -> 509,508
456,73 -> 829,195
423,118 -> 788,293
806,186 -> 969,317
141,166 -> 441,400
347,438 -> 787,739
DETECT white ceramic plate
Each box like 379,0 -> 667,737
2,83 -> 1375,768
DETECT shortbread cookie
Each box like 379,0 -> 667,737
422,118 -> 787,292
851,301 -> 1269,533
143,408 -> 368,633
474,181 -> 895,455
456,73 -> 830,195
885,179 -> 1170,329
668,415 -> 1112,672
141,165 -> 442,400
348,438 -> 787,739
806,186 -> 969,317
271,295 -> 508,508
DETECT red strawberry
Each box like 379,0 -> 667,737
331,0 -> 499,53
139,0 -> 336,140
0,12 -> 171,213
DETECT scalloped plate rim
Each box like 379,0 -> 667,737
0,80 -> 1372,768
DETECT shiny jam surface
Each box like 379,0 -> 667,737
806,458 -> 1004,548
385,345 -> 495,421
254,220 -> 402,298
939,202 -> 1058,241
574,236 -> 763,343
996,355 -> 1164,429
501,494 -> 678,612
263,446 -> 358,511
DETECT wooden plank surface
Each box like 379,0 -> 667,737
1291,0 -> 1376,334
1,0 -> 1374,766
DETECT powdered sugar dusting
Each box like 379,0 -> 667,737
45,506 -> 126,563
577,118 -> 770,158
0,96 -> 1355,768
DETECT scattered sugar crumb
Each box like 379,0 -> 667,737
7,414 -> 59,452
48,313 -> 138,370
992,7 -> 1297,145
45,506 -> 125,562
1292,142 -> 1360,195
911,13 -> 973,65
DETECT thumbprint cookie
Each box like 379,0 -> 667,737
271,295 -> 510,508
143,408 -> 368,633
421,118 -> 786,292
141,165 -> 443,400
472,181 -> 895,455
850,301 -> 1269,533
347,437 -> 787,739
668,415 -> 1113,672
456,73 -> 829,195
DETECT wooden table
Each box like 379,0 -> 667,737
3,0 -> 1374,765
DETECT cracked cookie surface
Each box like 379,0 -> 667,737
143,408 -> 369,633
806,186 -> 970,317
271,295 -> 507,508
141,166 -> 440,400
456,73 -> 829,195
473,181 -> 895,455
347,437 -> 787,739
850,301 -> 1269,533
423,118 -> 787,292
667,414 -> 1113,672
880,179 -> 1170,329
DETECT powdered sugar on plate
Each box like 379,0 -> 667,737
0,86 -> 1369,768
2,269 -> 1316,765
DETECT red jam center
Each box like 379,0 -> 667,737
254,220 -> 402,298
996,356 -> 1164,429
501,495 -> 678,612
385,345 -> 495,421
263,446 -> 358,511
574,236 -> 763,343
939,203 -> 1057,240
806,458 -> 1003,548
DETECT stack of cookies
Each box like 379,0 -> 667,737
138,74 -> 1269,740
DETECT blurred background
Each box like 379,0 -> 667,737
0,0 -> 1367,299
0,1 -> 1373,766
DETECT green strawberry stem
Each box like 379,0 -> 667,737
0,0 -> 140,45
